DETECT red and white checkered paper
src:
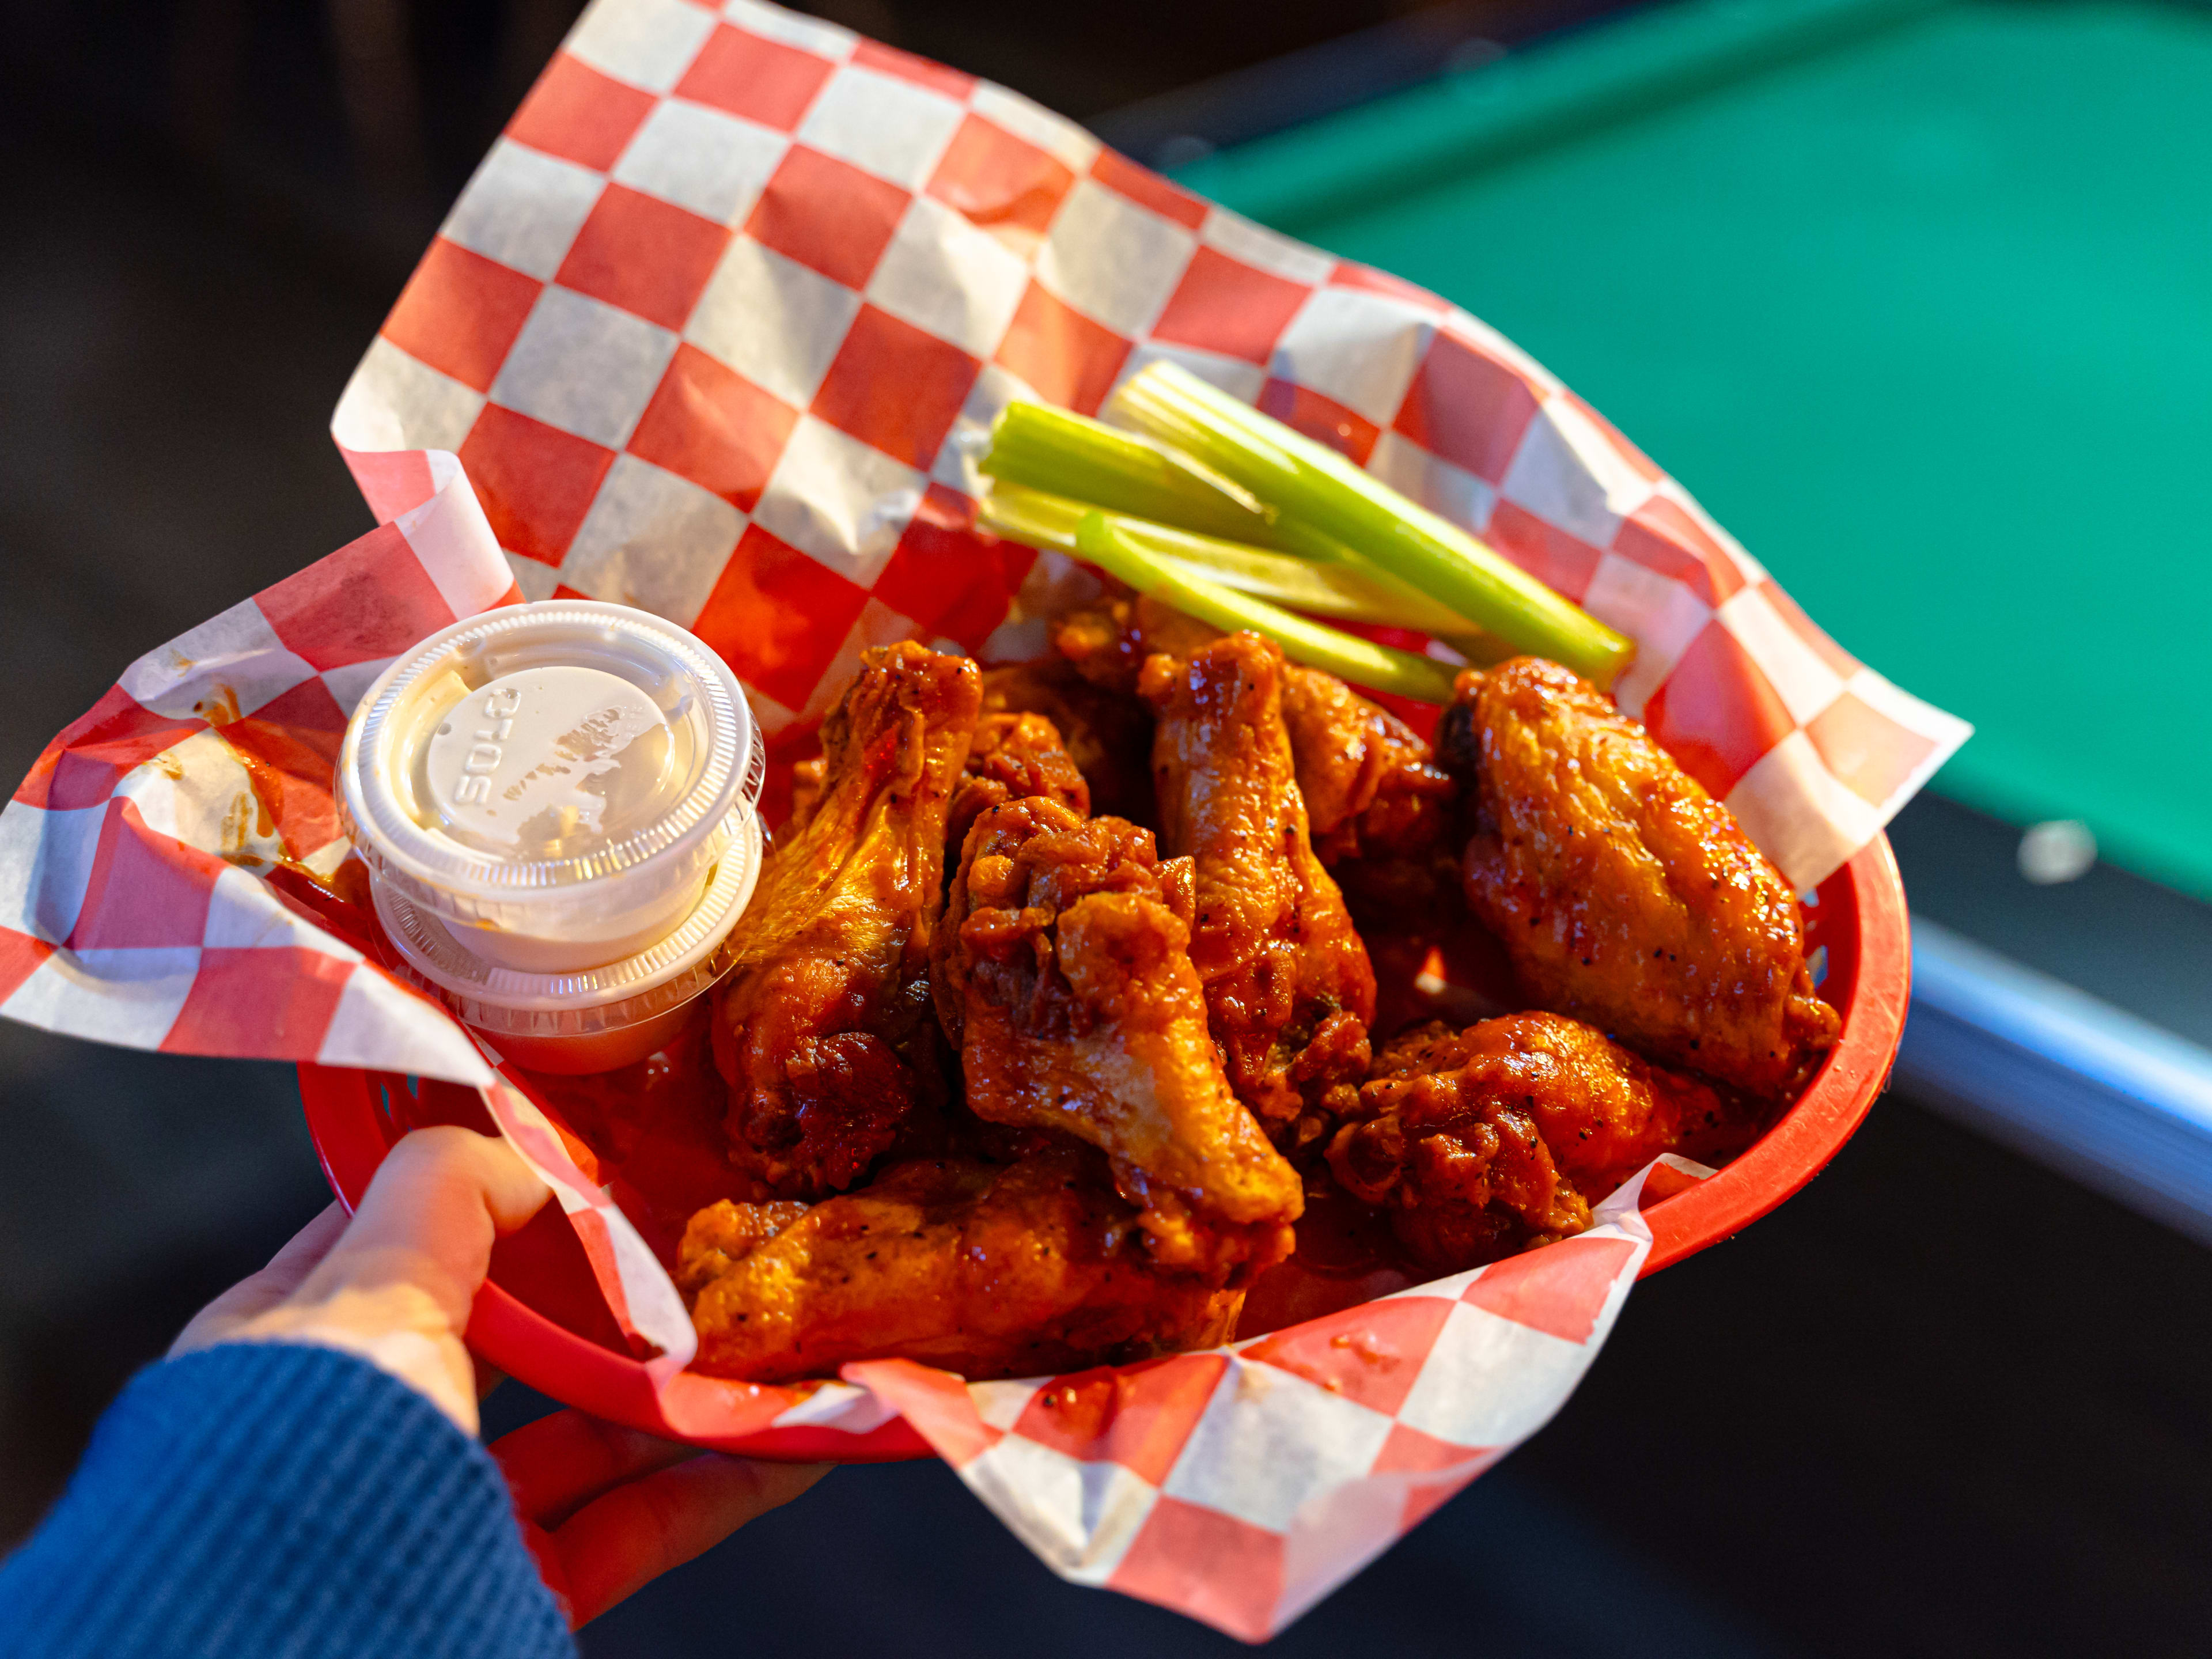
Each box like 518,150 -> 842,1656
0,459 -> 513,1081
840,1164 -> 1673,1640
0,0 -> 1968,1635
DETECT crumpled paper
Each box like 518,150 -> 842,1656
0,0 -> 1962,1637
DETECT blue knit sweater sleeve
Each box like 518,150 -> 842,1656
0,1342 -> 574,1659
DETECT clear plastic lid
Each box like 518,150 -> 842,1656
373,806 -> 764,1037
339,601 -> 763,950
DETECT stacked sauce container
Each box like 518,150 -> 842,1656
338,601 -> 764,1073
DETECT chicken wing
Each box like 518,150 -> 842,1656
679,1146 -> 1243,1382
946,711 -> 1090,861
979,658 -> 1153,823
783,755 -> 827,837
1276,661 -> 1458,865
1048,593 -> 1456,868
1329,1012 -> 1756,1274
1444,657 -> 1839,1097
1051,589 -> 1220,695
1141,632 -> 1376,1144
936,796 -> 1301,1276
712,643 -> 980,1198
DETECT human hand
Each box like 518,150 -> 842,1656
173,1124 -> 828,1626
494,1410 -> 828,1626
173,1124 -> 547,1434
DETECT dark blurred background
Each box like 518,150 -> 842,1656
3,1 -> 2209,1654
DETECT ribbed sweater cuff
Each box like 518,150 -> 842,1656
0,1342 -> 573,1659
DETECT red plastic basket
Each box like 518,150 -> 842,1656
298,833 -> 1908,1460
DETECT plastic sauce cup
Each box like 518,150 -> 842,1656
338,601 -> 764,1073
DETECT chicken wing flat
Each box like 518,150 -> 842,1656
1330,1012 -> 1756,1271
712,643 -> 979,1198
1276,661 -> 1458,865
937,796 -> 1301,1277
946,711 -> 1090,861
679,1146 -> 1243,1382
1141,632 -> 1376,1142
979,658 -> 1153,823
1445,657 -> 1839,1097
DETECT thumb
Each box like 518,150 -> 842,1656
202,1127 -> 550,1434
295,1124 -> 551,1332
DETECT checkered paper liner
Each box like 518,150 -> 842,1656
839,1164 -> 1678,1641
0,0 -> 1964,1634
0,460 -> 513,1081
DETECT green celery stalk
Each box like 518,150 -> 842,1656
1071,511 -> 1460,704
1152,546 -> 1516,670
982,402 -> 1267,542
982,402 -> 1350,563
1108,362 -> 1635,688
972,479 -> 1091,551
976,484 -> 1512,665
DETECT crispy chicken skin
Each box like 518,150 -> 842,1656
979,659 -> 1153,824
784,755 -> 827,837
712,643 -> 980,1198
935,796 -> 1301,1276
1330,1013 -> 1758,1274
946,712 -> 1090,859
1050,590 -> 1221,695
1327,1017 -> 1587,1274
1276,662 -> 1458,865
679,1147 -> 1244,1382
1140,632 -> 1376,1142
1444,657 -> 1839,1097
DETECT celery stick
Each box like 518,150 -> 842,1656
982,402 -> 1271,544
983,402 -> 1356,564
1151,547 -> 1515,669
973,479 -> 1090,551
977,484 -> 1510,665
1071,512 -> 1460,703
1108,362 -> 1635,688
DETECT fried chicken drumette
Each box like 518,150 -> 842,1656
679,1146 -> 1243,1382
1328,1012 -> 1754,1275
1047,590 -> 1457,868
711,643 -> 979,1198
1444,657 -> 1839,1097
1141,632 -> 1376,1144
935,796 -> 1301,1277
